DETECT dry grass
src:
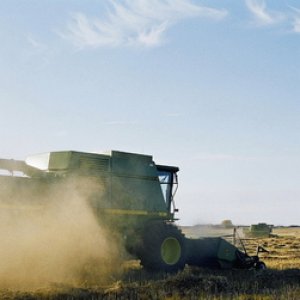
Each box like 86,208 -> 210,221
242,227 -> 300,270
0,227 -> 299,299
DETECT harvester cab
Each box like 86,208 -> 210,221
156,165 -> 179,216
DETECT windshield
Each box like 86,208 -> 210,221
158,169 -> 178,211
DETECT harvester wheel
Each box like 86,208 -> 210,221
139,221 -> 186,273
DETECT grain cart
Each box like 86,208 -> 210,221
0,150 -> 266,272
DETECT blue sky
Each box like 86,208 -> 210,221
0,0 -> 299,225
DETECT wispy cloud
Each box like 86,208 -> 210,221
290,7 -> 300,33
165,112 -> 182,117
61,0 -> 227,48
104,120 -> 138,125
24,34 -> 53,68
27,34 -> 48,52
245,0 -> 284,26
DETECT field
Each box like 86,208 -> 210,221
0,226 -> 299,300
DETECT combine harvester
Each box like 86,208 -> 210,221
0,150 -> 266,272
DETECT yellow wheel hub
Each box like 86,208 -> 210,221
161,237 -> 181,265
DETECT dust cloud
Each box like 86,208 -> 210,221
0,178 -> 125,290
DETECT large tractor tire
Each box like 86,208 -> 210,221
139,221 -> 186,273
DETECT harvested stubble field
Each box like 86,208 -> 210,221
0,227 -> 299,300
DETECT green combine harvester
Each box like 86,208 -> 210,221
244,223 -> 273,238
0,150 -> 266,272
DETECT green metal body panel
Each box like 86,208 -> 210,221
0,150 -> 175,227
185,237 -> 239,268
217,238 -> 239,268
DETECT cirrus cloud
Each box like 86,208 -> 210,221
290,7 -> 300,33
61,0 -> 228,48
245,0 -> 285,26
